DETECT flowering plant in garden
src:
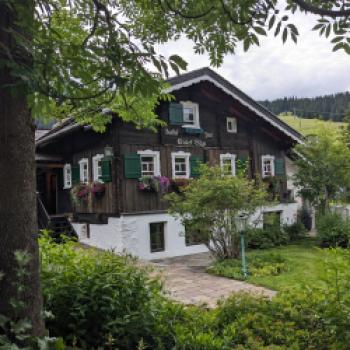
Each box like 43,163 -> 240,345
91,182 -> 106,197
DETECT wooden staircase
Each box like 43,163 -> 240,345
37,193 -> 77,242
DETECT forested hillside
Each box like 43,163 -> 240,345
261,92 -> 350,122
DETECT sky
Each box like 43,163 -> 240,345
156,11 -> 350,101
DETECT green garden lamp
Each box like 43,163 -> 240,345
235,213 -> 249,279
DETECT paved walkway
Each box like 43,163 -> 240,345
151,253 -> 276,307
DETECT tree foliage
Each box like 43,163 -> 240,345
2,0 -> 350,131
166,166 -> 267,260
294,128 -> 350,214
261,92 -> 350,122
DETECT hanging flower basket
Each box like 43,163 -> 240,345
71,183 -> 90,204
91,182 -> 106,198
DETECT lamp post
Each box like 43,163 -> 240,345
235,213 -> 249,279
104,145 -> 114,159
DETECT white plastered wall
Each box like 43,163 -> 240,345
72,201 -> 301,260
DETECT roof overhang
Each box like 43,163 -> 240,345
166,69 -> 304,144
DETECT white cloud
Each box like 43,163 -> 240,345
156,11 -> 350,100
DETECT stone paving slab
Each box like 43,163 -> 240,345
150,252 -> 276,308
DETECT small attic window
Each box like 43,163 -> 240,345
227,117 -> 237,133
180,101 -> 200,128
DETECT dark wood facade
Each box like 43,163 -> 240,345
36,79 -> 299,222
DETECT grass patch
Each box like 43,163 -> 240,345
279,115 -> 345,136
208,240 -> 327,291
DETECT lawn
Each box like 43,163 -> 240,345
208,240 -> 328,291
279,115 -> 345,136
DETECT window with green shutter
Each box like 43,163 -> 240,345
71,165 -> 80,185
124,153 -> 141,179
275,158 -> 285,176
101,158 -> 112,183
169,102 -> 184,125
190,155 -> 203,178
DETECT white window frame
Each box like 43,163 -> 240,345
261,155 -> 275,178
171,151 -> 191,179
92,154 -> 104,182
63,164 -> 72,189
220,153 -> 236,176
226,117 -> 237,133
79,158 -> 89,184
137,150 -> 161,177
180,101 -> 200,128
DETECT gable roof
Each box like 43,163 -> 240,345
166,67 -> 303,143
37,67 -> 303,146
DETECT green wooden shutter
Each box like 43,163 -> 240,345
169,102 -> 184,125
236,155 -> 248,175
190,155 -> 203,178
124,153 -> 141,179
275,158 -> 285,176
72,165 -> 80,185
101,158 -> 112,183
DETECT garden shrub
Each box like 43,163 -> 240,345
283,222 -> 307,241
299,207 -> 313,231
40,236 -> 168,350
179,250 -> 350,350
316,212 -> 350,247
246,226 -> 288,249
207,253 -> 288,280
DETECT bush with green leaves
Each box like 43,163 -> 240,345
207,253 -> 288,280
0,250 -> 65,349
166,165 -> 267,260
283,222 -> 307,242
40,236 -> 167,349
177,249 -> 350,349
246,226 -> 289,249
316,212 -> 350,248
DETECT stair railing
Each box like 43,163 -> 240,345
36,192 -> 50,229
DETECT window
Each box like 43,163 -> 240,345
150,222 -> 165,252
92,154 -> 104,182
63,164 -> 72,189
171,151 -> 190,179
137,150 -> 160,176
220,153 -> 236,176
180,101 -> 200,128
263,211 -> 281,230
79,158 -> 89,183
262,155 -> 275,178
227,117 -> 237,133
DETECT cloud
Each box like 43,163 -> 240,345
156,11 -> 350,100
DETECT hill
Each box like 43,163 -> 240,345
261,92 -> 350,122
279,115 -> 346,136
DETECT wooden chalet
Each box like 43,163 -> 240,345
35,67 -> 303,259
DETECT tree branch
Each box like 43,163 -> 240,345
291,0 -> 350,17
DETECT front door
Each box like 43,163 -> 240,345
46,172 -> 58,215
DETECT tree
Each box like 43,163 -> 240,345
166,166 -> 267,260
341,103 -> 350,145
1,0 -> 350,335
294,129 -> 350,215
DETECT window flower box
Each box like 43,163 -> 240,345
138,176 -> 171,194
71,183 -> 90,204
91,182 -> 106,198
